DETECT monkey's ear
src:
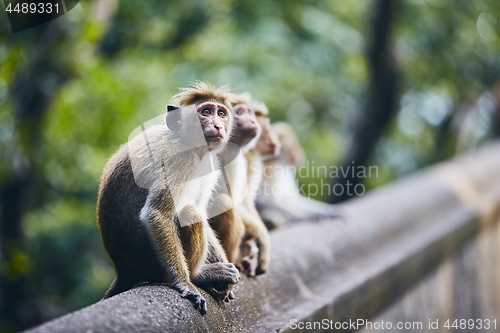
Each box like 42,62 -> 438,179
166,105 -> 181,131
167,105 -> 179,112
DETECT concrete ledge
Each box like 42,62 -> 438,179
25,142 -> 500,333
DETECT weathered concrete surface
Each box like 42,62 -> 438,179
25,142 -> 500,333
359,221 -> 500,333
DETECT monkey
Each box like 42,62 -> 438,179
238,101 -> 281,275
256,122 -> 343,229
209,97 -> 280,277
208,93 -> 263,276
252,102 -> 281,159
97,81 -> 240,315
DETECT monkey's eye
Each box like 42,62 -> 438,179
201,108 -> 212,116
235,108 -> 244,115
218,110 -> 227,117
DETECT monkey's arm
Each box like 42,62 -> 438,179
142,194 -> 208,314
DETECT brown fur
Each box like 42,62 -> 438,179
251,100 -> 269,116
229,92 -> 252,106
209,194 -> 245,263
178,206 -> 205,277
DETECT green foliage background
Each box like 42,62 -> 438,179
0,0 -> 499,324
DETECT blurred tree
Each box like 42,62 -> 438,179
492,84 -> 500,136
330,0 -> 401,203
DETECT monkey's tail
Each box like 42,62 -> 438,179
102,276 -> 139,299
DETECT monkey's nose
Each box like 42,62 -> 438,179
269,141 -> 278,152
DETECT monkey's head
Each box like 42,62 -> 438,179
255,115 -> 280,158
196,101 -> 232,149
272,122 -> 305,166
168,81 -> 236,151
251,101 -> 281,159
231,104 -> 262,148
226,93 -> 261,150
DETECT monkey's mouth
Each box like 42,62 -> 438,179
205,136 -> 224,143
237,127 -> 258,137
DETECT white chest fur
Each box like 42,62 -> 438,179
173,151 -> 221,226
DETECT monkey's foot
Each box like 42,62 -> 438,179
255,266 -> 266,276
193,263 -> 240,302
172,281 -> 207,315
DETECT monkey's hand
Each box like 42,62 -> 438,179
172,281 -> 207,315
192,263 -> 240,302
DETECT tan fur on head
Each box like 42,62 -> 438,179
271,122 -> 296,141
251,100 -> 269,116
271,122 -> 304,165
172,81 -> 237,107
230,92 -> 252,106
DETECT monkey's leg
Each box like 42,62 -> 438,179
145,202 -> 207,315
209,194 -> 245,263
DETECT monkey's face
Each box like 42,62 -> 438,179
230,104 -> 261,147
256,115 -> 281,158
196,101 -> 232,149
280,134 -> 305,166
